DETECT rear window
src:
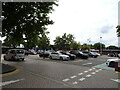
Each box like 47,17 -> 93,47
16,50 -> 25,54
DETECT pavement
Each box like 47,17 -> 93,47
0,63 -> 16,74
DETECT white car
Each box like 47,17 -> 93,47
4,49 -> 25,61
106,58 -> 120,67
49,52 -> 70,60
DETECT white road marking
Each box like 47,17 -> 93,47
84,71 -> 88,73
91,72 -> 96,75
83,63 -> 92,65
0,79 -> 24,87
78,73 -> 83,75
99,69 -> 102,71
111,79 -> 120,83
88,69 -> 92,71
72,81 -> 78,85
92,68 -> 96,69
95,70 -> 99,72
79,78 -> 86,81
86,74 -> 92,77
62,79 -> 70,82
70,76 -> 77,79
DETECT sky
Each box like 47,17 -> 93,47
47,0 -> 120,47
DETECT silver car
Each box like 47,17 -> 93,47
49,52 -> 70,60
4,49 -> 25,61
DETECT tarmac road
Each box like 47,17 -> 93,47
1,54 -> 119,88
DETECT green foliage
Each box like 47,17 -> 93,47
54,33 -> 78,50
116,25 -> 120,37
81,43 -> 89,50
2,2 -> 57,48
106,45 -> 118,49
70,41 -> 81,50
93,43 -> 105,50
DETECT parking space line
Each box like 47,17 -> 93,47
84,71 -> 88,73
72,81 -> 78,85
88,69 -> 93,71
86,74 -> 92,77
62,79 -> 70,82
91,72 -> 96,75
78,73 -> 83,75
70,76 -> 77,79
79,78 -> 86,81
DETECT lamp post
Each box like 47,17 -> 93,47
100,37 -> 102,55
87,38 -> 91,51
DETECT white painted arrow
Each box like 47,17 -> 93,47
111,79 -> 120,83
0,79 -> 24,87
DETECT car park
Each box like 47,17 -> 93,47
59,51 -> 76,60
49,52 -> 70,60
4,49 -> 25,61
69,51 -> 89,59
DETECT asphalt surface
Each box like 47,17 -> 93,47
1,54 -> 120,88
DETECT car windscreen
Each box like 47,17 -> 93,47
16,50 -> 25,54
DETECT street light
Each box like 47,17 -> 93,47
100,37 -> 102,55
87,38 -> 91,51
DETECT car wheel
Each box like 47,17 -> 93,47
109,61 -> 115,67
50,56 -> 52,59
60,57 -> 63,60
22,58 -> 24,61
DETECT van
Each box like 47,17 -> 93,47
4,49 -> 25,61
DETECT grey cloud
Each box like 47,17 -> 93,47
100,25 -> 113,34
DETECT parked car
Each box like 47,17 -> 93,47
83,51 -> 98,58
26,49 -> 37,55
4,49 -> 25,61
69,51 -> 89,59
107,53 -> 115,57
59,51 -> 76,60
39,51 -> 52,58
106,58 -> 120,67
49,52 -> 70,60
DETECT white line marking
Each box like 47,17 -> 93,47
86,74 -> 92,77
111,79 -> 120,83
70,76 -> 77,79
99,69 -> 102,71
92,68 -> 96,69
91,72 -> 96,75
0,79 -> 24,87
88,69 -> 92,71
83,63 -> 92,65
78,73 -> 83,75
84,71 -> 88,73
72,81 -> 78,85
95,70 -> 99,72
62,79 -> 69,82
79,78 -> 86,81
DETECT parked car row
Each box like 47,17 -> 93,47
38,50 -> 101,60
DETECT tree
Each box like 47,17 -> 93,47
70,41 -> 81,50
81,43 -> 89,50
93,43 -> 105,50
106,45 -> 118,49
2,2 -> 58,48
116,25 -> 120,37
54,33 -> 75,50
